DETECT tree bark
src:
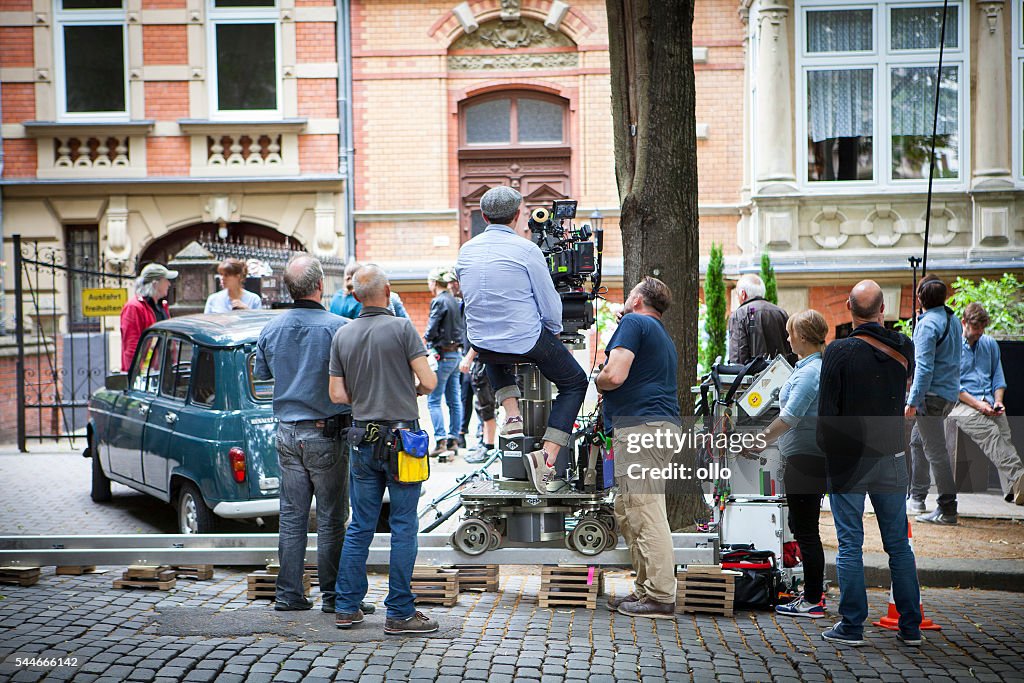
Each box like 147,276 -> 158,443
606,0 -> 710,531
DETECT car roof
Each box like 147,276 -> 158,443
150,310 -> 286,347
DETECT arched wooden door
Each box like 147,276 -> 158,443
459,92 -> 571,240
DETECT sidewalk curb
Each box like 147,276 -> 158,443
825,551 -> 1024,592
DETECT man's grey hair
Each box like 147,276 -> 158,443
134,276 -> 156,299
352,264 -> 389,302
344,260 -> 362,278
736,273 -> 766,300
480,186 -> 522,225
283,254 -> 324,300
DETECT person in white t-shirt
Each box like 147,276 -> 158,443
205,258 -> 262,313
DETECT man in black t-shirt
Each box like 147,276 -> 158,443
595,276 -> 679,620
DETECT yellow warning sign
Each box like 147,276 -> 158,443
82,288 -> 127,317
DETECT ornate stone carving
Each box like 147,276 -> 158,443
808,206 -> 848,249
313,192 -> 337,256
206,134 -> 282,167
452,17 -> 574,50
922,203 -> 960,246
448,52 -> 578,70
980,2 -> 1004,35
500,0 -> 520,22
104,196 -> 131,264
863,204 -> 907,247
54,136 -> 131,168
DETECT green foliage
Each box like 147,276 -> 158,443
702,243 -> 727,371
759,252 -> 778,305
894,318 -> 914,337
947,274 -> 1024,339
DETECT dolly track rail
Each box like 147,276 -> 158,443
0,533 -> 719,567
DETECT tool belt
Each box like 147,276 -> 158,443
346,420 -> 429,484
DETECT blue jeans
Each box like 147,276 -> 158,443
481,328 -> 589,447
830,487 -> 921,639
335,442 -> 422,620
428,352 -> 463,442
275,421 -> 348,606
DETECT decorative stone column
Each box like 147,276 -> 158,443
755,1 -> 796,192
973,0 -> 1012,189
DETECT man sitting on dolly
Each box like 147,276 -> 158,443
455,186 -> 590,494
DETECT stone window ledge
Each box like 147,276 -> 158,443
23,121 -> 155,137
178,119 -> 308,135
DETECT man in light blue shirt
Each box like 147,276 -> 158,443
948,303 -> 1024,505
907,275 -> 962,525
455,186 -> 589,493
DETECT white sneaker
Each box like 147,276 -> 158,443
541,468 -> 569,493
522,449 -> 552,493
501,416 -> 524,437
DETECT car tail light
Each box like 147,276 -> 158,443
229,447 -> 246,483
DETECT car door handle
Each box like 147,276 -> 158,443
138,405 -> 149,416
164,412 -> 178,425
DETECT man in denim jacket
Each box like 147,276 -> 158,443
906,275 -> 962,525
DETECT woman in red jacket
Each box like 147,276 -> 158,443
120,263 -> 178,370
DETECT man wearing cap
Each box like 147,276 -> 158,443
424,266 -> 464,456
120,263 -> 178,370
455,186 -> 589,494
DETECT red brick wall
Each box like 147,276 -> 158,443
142,26 -> 188,65
141,0 -> 185,7
2,83 -> 35,123
0,27 -> 33,67
296,22 -> 337,63
2,139 -> 36,177
298,134 -> 338,174
297,78 -> 338,118
146,137 -> 190,176
0,0 -> 33,10
296,0 -> 335,5
144,81 -> 189,120
0,351 -> 61,444
808,285 -> 854,342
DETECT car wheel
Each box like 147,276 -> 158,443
90,438 -> 111,503
177,482 -> 216,534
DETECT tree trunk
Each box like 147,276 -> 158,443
606,0 -> 710,531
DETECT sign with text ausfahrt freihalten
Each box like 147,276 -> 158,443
82,288 -> 127,317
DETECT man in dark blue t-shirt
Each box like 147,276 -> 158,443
595,276 -> 679,620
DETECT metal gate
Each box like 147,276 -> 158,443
13,233 -> 135,451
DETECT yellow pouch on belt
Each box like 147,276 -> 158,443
395,429 -> 430,483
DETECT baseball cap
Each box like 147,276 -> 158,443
139,263 -> 179,283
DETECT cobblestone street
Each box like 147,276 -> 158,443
1,567 -> 1023,683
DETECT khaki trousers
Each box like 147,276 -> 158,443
949,401 -> 1024,497
612,421 -> 678,604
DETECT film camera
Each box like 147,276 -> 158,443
527,199 -> 604,343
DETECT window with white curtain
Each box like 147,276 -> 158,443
799,1 -> 964,186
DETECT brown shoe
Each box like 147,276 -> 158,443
384,610 -> 439,635
607,592 -> 641,610
617,597 -> 676,619
1012,476 -> 1024,505
335,608 -> 364,629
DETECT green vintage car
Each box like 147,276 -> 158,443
86,311 -> 284,534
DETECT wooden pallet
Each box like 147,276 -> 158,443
676,566 -> 739,617
538,565 -> 603,609
451,564 -> 499,592
0,566 -> 41,587
113,567 -> 177,591
246,570 -> 310,600
304,563 -> 319,587
173,565 -> 215,581
411,566 -> 460,607
56,566 -> 97,576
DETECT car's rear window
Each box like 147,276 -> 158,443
247,354 -> 274,402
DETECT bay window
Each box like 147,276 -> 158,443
798,1 -> 965,188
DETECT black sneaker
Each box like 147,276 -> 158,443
446,438 -> 459,453
274,598 -> 313,612
916,509 -> 958,526
821,623 -> 865,647
897,632 -> 923,647
384,611 -> 439,635
360,601 -> 376,614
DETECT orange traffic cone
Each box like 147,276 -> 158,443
872,521 -> 941,630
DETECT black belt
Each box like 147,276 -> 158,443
353,419 -> 419,430
284,415 -> 351,428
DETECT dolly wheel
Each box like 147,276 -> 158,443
488,528 -> 502,551
570,519 -> 608,556
452,519 -> 492,556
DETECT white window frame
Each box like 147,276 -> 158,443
1013,0 -> 1023,183
795,0 -> 968,194
54,0 -> 129,121
207,0 -> 282,121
